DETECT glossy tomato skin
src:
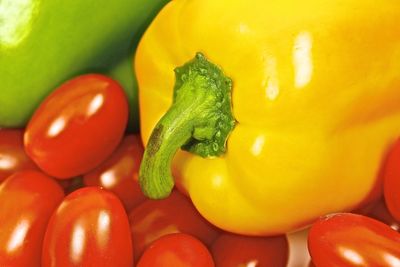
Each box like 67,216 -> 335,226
365,198 -> 400,232
384,138 -> 400,221
42,187 -> 133,267
129,190 -> 220,259
308,213 -> 400,267
211,233 -> 288,267
83,134 -> 145,211
137,233 -> 215,267
24,74 -> 128,179
0,129 -> 38,182
0,170 -> 64,267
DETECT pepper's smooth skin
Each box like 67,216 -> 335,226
136,0 -> 400,235
0,0 -> 168,128
108,56 -> 141,132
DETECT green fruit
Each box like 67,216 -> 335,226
0,0 -> 168,127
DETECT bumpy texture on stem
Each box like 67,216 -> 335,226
139,53 -> 235,199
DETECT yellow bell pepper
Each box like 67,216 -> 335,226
135,0 -> 400,235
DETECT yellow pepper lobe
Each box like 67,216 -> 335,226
136,0 -> 400,235
139,53 -> 235,199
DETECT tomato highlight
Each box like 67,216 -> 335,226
308,213 -> 400,267
42,187 -> 133,267
0,170 -> 64,267
24,74 -> 128,179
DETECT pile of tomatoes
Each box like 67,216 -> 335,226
1,74 -> 400,267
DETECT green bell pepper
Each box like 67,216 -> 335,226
0,0 -> 168,128
107,54 -> 140,133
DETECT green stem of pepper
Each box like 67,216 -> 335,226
139,53 -> 235,199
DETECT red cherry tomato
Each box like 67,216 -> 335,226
129,190 -> 220,259
0,129 -> 38,182
42,187 -> 133,267
365,198 -> 400,232
211,232 -> 288,267
0,170 -> 64,267
24,74 -> 128,179
384,138 -> 400,221
83,135 -> 145,211
308,213 -> 400,267
137,233 -> 215,267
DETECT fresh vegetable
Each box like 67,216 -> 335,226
83,134 -> 146,211
24,74 -> 128,178
137,233 -> 215,267
108,56 -> 141,132
0,129 -> 38,182
42,187 -> 133,267
366,199 -> 400,232
0,0 -> 169,128
136,0 -> 400,235
384,138 -> 400,221
308,213 -> 400,267
129,190 -> 220,259
0,170 -> 64,267
211,233 -> 289,267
